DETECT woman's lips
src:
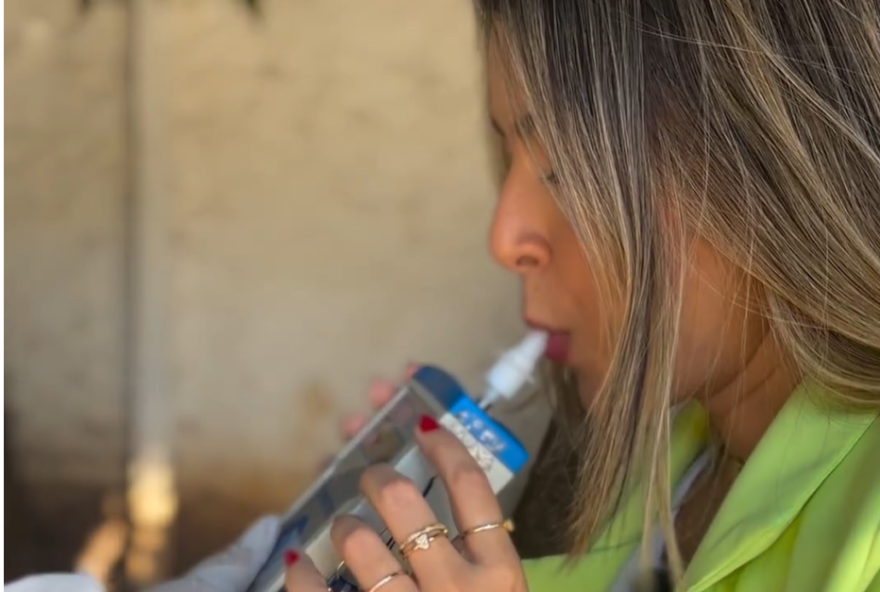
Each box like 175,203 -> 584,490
525,319 -> 572,363
544,332 -> 571,363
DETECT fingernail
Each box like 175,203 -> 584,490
283,550 -> 299,566
418,415 -> 440,432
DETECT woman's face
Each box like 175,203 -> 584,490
486,43 -> 763,407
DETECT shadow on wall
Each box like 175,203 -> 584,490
5,395 -> 40,581
4,396 -> 103,583
172,467 -> 315,574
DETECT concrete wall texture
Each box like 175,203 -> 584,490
6,0 -> 128,495
6,0 -> 543,571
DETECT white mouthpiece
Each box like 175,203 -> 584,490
480,330 -> 548,409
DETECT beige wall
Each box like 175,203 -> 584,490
5,0 -> 127,495
6,0 -> 543,570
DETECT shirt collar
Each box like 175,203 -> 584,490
586,382 -> 877,591
684,381 -> 878,591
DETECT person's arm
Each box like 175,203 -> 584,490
4,516 -> 280,592
5,574 -> 104,592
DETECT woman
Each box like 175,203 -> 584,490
285,0 -> 880,591
9,1 -> 878,591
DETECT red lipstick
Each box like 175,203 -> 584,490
525,319 -> 571,363
544,332 -> 571,363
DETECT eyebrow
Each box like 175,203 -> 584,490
491,114 -> 536,140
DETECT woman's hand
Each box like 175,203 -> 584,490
315,365 -> 419,471
339,364 -> 418,441
286,417 -> 528,592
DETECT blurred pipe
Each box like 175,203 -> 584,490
124,0 -> 177,587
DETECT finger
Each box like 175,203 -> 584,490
359,464 -> 466,580
368,378 -> 397,410
315,454 -> 335,473
414,418 -> 517,566
450,535 -> 469,557
341,414 -> 370,440
403,363 -> 419,381
283,550 -> 328,592
330,515 -> 417,592
368,363 -> 419,412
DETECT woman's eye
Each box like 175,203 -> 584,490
541,170 -> 559,185
498,151 -> 512,181
502,150 -> 512,171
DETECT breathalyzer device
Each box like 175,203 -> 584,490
247,331 -> 547,592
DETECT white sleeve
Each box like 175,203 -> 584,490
4,516 -> 280,592
5,574 -> 105,592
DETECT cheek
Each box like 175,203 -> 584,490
672,242 -> 752,399
674,285 -> 726,399
553,228 -> 617,397
559,231 -> 747,406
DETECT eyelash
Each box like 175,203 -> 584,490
541,171 -> 559,186
499,145 -> 558,186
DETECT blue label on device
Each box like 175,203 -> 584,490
412,366 -> 528,473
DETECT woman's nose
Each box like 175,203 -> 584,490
489,180 -> 551,275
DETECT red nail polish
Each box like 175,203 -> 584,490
418,415 -> 440,432
283,550 -> 299,566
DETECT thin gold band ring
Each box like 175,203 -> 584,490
460,518 -> 515,538
364,569 -> 408,592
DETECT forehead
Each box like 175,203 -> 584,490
486,37 -> 528,128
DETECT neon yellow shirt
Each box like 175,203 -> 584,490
523,382 -> 880,591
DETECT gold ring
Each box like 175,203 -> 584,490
365,569 -> 408,592
460,518 -> 515,538
398,523 -> 448,557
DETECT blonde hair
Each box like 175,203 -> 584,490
476,0 -> 880,581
